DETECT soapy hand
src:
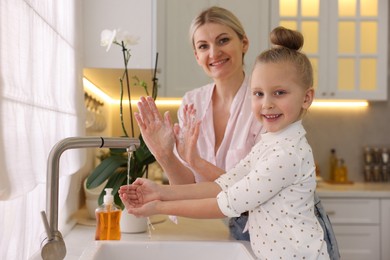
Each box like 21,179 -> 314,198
119,178 -> 161,217
134,96 -> 175,159
174,104 -> 201,167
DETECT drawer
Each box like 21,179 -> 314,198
333,225 -> 380,260
320,198 -> 379,224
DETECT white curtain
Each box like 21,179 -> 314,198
0,0 -> 84,259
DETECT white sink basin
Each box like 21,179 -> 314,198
79,240 -> 255,260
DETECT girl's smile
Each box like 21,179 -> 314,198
262,113 -> 282,120
251,61 -> 314,133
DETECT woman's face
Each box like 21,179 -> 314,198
193,23 -> 248,80
250,61 -> 314,133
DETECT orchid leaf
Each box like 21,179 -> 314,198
86,155 -> 127,189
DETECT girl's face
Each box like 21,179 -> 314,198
193,23 -> 248,80
251,61 -> 314,133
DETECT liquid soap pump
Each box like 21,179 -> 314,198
95,188 -> 121,240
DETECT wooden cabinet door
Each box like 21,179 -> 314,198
270,0 -> 388,101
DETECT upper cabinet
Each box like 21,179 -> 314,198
156,0 -> 270,97
157,0 -> 388,100
270,0 -> 388,101
83,0 -> 156,69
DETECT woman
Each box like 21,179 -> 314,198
135,6 -> 260,240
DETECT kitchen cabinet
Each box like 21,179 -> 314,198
270,0 -> 388,101
157,0 -> 388,99
155,0 -> 270,97
321,198 -> 380,259
83,0 -> 156,69
381,199 -> 390,259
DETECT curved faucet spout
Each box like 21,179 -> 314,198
41,137 -> 140,260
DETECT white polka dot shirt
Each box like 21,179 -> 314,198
216,121 -> 329,259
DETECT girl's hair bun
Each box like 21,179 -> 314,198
255,26 -> 313,89
270,26 -> 304,51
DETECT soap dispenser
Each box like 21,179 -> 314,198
329,149 -> 338,181
95,188 -> 121,240
335,159 -> 348,183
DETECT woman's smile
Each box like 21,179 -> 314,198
193,23 -> 248,80
209,57 -> 229,67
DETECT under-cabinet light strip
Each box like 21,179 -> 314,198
311,100 -> 369,108
83,77 -> 182,106
83,78 -> 113,103
84,78 -> 369,108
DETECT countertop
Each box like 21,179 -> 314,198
317,181 -> 390,198
32,182 -> 390,259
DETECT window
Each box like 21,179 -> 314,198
0,0 -> 84,258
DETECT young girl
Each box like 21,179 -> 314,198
120,26 -> 330,259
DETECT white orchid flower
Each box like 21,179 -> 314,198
100,29 -> 117,52
116,29 -> 139,46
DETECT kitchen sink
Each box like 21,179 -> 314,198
79,240 -> 255,260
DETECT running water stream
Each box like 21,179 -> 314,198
126,145 -> 154,237
127,145 -> 154,238
126,145 -> 136,187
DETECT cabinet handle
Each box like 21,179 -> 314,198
326,211 -> 335,216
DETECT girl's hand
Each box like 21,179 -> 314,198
174,104 -> 201,167
134,96 -> 175,159
125,200 -> 160,218
119,178 -> 161,209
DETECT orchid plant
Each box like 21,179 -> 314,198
86,29 -> 158,208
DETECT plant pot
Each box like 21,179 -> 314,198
120,211 -> 147,233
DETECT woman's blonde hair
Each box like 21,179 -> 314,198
255,26 -> 313,89
189,6 -> 246,49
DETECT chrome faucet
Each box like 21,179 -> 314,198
40,137 -> 140,260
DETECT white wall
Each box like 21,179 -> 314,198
304,99 -> 390,182
83,0 -> 155,69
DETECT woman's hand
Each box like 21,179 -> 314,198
174,104 -> 201,167
134,96 -> 175,159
